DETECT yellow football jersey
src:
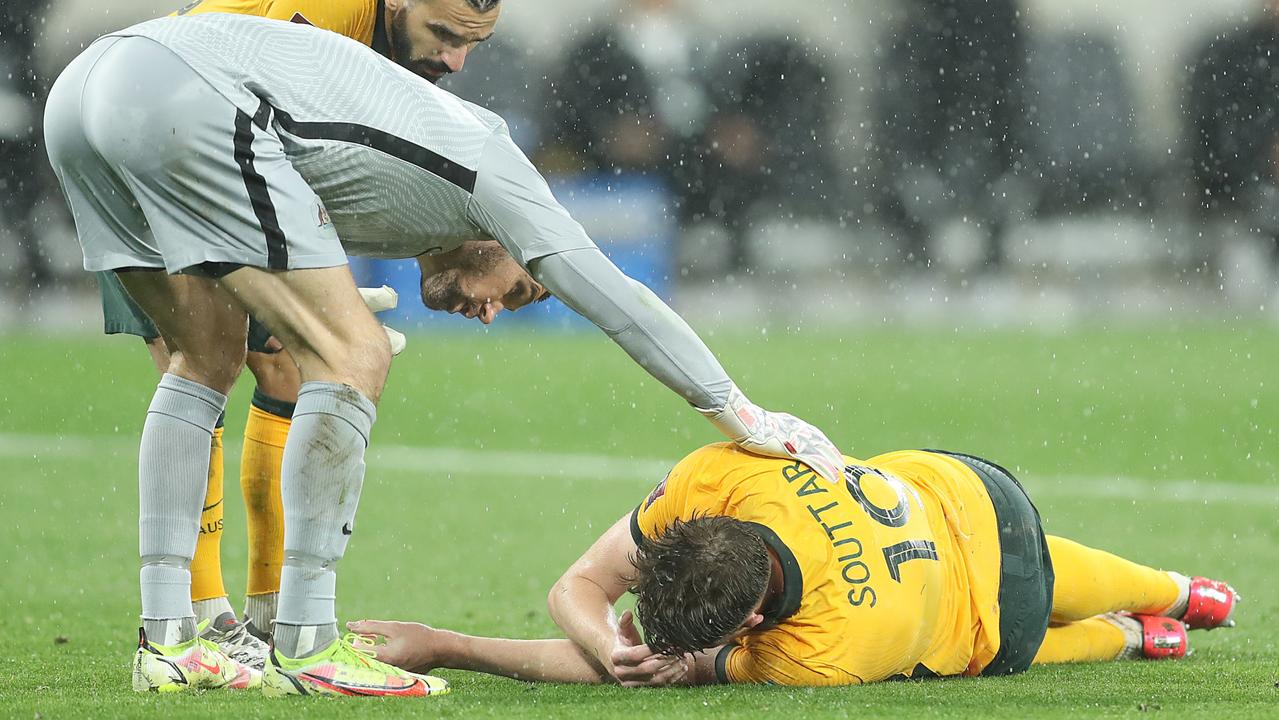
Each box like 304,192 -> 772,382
630,444 -> 1004,685
174,0 -> 383,47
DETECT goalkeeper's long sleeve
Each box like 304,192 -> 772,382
463,131 -> 843,482
528,248 -> 733,412
463,123 -> 732,412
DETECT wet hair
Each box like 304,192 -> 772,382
631,516 -> 771,656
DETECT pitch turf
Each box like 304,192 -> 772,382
1,324 -> 1276,718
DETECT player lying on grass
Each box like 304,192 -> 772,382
90,0 -> 510,671
45,11 -> 847,699
352,444 -> 1239,686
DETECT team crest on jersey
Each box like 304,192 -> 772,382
316,202 -> 333,228
644,474 -> 669,510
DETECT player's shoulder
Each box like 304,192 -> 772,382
260,0 -> 378,39
635,444 -> 747,522
644,442 -> 788,509
862,449 -> 954,476
669,442 -> 778,484
673,441 -> 738,468
283,0 -> 377,18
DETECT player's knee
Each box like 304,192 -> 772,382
169,342 -> 246,396
289,319 -> 390,399
346,327 -> 392,398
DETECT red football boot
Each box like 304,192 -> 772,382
1123,614 -> 1188,660
1180,576 -> 1239,630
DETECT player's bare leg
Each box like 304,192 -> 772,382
214,265 -> 448,697
143,337 -> 171,374
219,266 -> 389,399
240,348 -> 301,638
219,266 -> 442,697
142,336 -> 234,624
115,270 -> 261,690
237,289 -> 406,641
143,327 -> 266,666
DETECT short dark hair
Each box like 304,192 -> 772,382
631,516 -> 771,656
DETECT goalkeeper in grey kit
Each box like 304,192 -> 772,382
44,12 -> 846,698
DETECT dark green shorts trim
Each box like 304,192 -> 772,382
926,450 -> 1054,677
98,270 -> 275,353
251,387 -> 296,419
98,270 -> 159,340
714,644 -> 735,684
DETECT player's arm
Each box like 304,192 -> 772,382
349,515 -> 682,685
545,514 -> 643,678
467,128 -> 846,484
346,619 -> 613,683
343,514 -> 635,684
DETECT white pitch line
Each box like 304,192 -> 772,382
1,432 -> 1276,505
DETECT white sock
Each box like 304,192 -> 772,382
274,383 -> 376,658
244,593 -> 278,632
144,617 -> 197,647
192,597 -> 235,627
138,374 -> 227,643
1101,613 -> 1144,660
1163,571 -> 1191,619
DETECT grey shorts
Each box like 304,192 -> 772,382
44,35 -> 346,274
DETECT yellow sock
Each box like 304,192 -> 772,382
1047,535 -> 1180,622
242,403 -> 290,598
1033,618 -> 1128,664
190,426 -> 227,602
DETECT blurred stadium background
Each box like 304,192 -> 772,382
2,2 -> 1278,716
4,0 -> 1279,328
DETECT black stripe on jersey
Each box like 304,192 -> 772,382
252,99 -> 272,132
271,107 -> 477,193
234,105 -> 289,269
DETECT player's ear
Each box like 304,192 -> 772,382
415,254 -> 440,305
742,612 -> 765,630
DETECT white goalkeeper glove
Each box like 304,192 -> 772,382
698,384 -> 846,485
359,285 -> 407,356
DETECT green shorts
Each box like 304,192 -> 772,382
97,270 -> 277,353
99,269 -> 158,339
927,450 -> 1054,677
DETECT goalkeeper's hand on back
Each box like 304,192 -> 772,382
699,384 -> 846,485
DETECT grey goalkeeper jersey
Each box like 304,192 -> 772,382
109,13 -> 592,265
107,13 -> 733,411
